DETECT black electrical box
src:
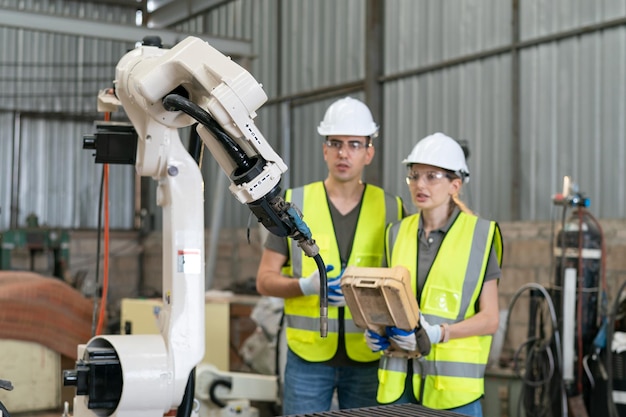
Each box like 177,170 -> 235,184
83,121 -> 138,165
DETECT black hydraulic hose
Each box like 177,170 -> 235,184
187,123 -> 204,166
0,400 -> 10,417
504,282 -> 568,417
209,379 -> 232,408
313,254 -> 328,337
176,369 -> 195,417
163,93 -> 329,340
162,94 -> 253,171
506,284 -> 563,368
0,378 -> 12,417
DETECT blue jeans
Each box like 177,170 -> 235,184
392,395 -> 483,417
282,348 -> 379,415
390,372 -> 483,417
448,400 -> 483,417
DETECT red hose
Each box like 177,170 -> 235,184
95,164 -> 109,336
95,112 -> 111,336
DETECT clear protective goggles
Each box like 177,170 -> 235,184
324,139 -> 370,152
405,170 -> 454,185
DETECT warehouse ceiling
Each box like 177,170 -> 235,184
0,0 -> 250,57
95,0 -> 233,28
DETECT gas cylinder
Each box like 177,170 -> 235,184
553,207 -> 603,399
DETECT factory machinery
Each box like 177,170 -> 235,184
1,33 -> 619,417
61,35 -> 324,417
53,36 -> 454,417
504,176 -> 626,417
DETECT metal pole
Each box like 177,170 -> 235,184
10,112 -> 21,229
511,0 -> 521,219
364,0 -> 384,186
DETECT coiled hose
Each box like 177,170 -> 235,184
503,283 -> 567,417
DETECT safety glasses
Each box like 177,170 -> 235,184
324,139 -> 370,153
405,170 -> 453,185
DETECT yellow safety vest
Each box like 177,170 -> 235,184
378,211 -> 503,409
283,181 -> 403,363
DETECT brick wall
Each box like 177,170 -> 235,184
497,217 -> 626,364
66,227 -> 265,321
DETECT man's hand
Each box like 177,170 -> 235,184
299,265 -> 334,296
365,329 -> 390,352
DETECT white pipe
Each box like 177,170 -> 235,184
562,267 -> 577,382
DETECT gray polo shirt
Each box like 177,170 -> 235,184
263,199 -> 359,267
263,188 -> 374,367
416,206 -> 501,299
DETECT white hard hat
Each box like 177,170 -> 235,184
403,132 -> 470,183
317,97 -> 379,137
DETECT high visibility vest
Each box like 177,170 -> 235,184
378,211 -> 503,409
283,181 -> 404,363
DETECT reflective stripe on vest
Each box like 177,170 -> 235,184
377,356 -> 408,403
283,182 -> 403,362
379,211 -> 503,409
284,314 -> 364,334
417,357 -> 486,377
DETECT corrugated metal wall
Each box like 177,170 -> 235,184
382,0 -> 513,220
0,0 -> 137,229
383,60 -> 513,221
1,0 -> 625,230
517,1 -> 626,220
19,116 -> 135,227
195,0 -> 626,222
166,0 -> 368,230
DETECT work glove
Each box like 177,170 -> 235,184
419,314 -> 442,345
327,268 -> 346,306
298,265 -> 335,296
387,325 -> 433,356
386,326 -> 418,351
365,329 -> 390,352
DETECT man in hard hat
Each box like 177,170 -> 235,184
256,97 -> 406,414
365,132 -> 503,417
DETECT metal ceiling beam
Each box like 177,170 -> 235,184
0,8 -> 252,58
147,0 -> 233,28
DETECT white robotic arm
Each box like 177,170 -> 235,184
115,36 -> 320,247
63,36 -> 327,417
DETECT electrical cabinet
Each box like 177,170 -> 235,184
0,340 -> 61,412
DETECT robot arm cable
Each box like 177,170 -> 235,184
162,93 -> 329,336
313,253 -> 328,337
176,369 -> 195,417
162,94 -> 253,171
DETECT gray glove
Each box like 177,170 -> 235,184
420,314 -> 442,344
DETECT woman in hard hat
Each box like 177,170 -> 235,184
365,132 -> 503,417
256,97 -> 406,414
